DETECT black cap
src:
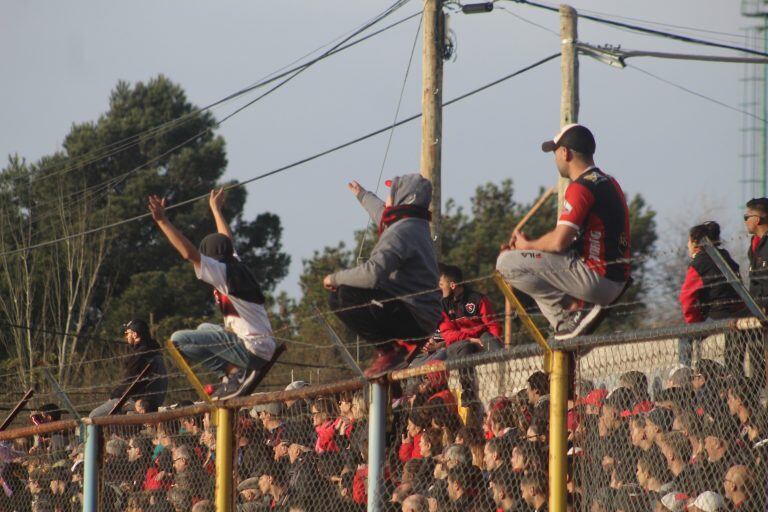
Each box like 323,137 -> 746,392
541,124 -> 596,155
122,319 -> 151,340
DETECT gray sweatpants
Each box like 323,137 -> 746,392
496,250 -> 625,328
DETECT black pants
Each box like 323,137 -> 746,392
329,286 -> 428,349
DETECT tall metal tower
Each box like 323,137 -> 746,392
741,0 -> 768,200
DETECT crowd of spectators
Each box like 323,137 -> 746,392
2,354 -> 768,512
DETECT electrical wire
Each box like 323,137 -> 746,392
0,52 -> 561,259
15,6 -> 424,227
627,63 -> 767,124
504,0 -> 768,58
357,12 -> 424,261
16,3 -> 421,188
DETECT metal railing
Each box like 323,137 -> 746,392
0,317 -> 763,512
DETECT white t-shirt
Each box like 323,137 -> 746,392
194,254 -> 276,361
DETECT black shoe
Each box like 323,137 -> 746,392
554,304 -> 604,340
212,368 -> 252,401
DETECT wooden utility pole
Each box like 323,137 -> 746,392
421,0 -> 444,251
558,4 -> 579,213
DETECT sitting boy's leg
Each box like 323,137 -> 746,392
496,250 -> 574,327
330,285 -> 429,377
170,324 -> 231,374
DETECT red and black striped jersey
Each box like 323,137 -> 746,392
557,167 -> 631,282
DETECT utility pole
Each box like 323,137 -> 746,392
421,0 -> 444,251
550,8 -> 578,512
558,4 -> 579,213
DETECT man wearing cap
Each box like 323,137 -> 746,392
496,124 -> 631,339
149,189 -> 281,400
251,402 -> 286,449
323,175 -> 442,377
89,319 -> 167,418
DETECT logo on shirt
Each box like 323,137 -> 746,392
465,303 -> 476,315
563,200 -> 573,214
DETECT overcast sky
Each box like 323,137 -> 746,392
0,0 -> 758,298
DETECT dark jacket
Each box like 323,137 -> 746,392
110,338 -> 168,408
748,234 -> 768,307
679,248 -> 745,323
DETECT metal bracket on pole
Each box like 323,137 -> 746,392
108,364 -> 151,416
42,370 -> 81,421
164,339 -> 213,404
315,306 -> 365,378
0,389 -> 34,431
702,238 -> 768,322
494,272 -> 552,372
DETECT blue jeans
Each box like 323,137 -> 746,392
170,323 -> 267,375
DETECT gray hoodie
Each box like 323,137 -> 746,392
329,174 -> 442,333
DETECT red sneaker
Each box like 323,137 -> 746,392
363,348 -> 408,379
394,339 -> 425,365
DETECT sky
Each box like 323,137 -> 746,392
0,0 -> 759,298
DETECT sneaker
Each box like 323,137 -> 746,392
363,347 -> 409,379
212,368 -> 253,401
554,304 -> 604,340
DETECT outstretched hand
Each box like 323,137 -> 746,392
148,195 -> 167,222
209,188 -> 226,212
347,181 -> 364,197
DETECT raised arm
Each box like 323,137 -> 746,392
148,195 -> 201,265
209,188 -> 234,240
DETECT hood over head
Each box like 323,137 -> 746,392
389,174 -> 432,209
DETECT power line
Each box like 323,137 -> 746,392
628,63 -> 767,124
505,0 -> 768,58
17,3 -> 420,188
17,6 -> 423,227
357,12 -> 424,261
0,52 -> 561,259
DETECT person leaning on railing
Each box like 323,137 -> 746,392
678,221 -> 750,378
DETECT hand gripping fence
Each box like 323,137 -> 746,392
0,316 -> 763,511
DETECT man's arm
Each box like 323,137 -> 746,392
513,224 -> 577,253
209,188 -> 234,240
148,195 -> 201,265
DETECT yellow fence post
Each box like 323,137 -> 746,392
164,339 -> 213,404
215,407 -> 234,512
494,271 -> 567,510
548,350 -> 569,512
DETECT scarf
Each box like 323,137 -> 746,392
198,233 -> 265,304
378,205 -> 431,235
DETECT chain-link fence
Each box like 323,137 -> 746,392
97,410 -> 215,512
569,318 -> 767,512
0,319 -> 764,512
0,420 -> 82,512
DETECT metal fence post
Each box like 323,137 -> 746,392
367,382 -> 386,512
215,407 -> 234,512
548,350 -> 569,512
83,423 -> 101,512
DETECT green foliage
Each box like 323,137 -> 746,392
0,76 -> 290,393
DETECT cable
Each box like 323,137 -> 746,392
0,52 -> 561,259
357,12 -> 424,261
505,0 -> 768,58
16,6 -> 424,227
18,4 -> 421,188
496,5 -> 559,37
627,63 -> 767,124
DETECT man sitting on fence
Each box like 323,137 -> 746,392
149,189 -> 281,400
323,175 -> 442,377
496,124 -> 630,339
